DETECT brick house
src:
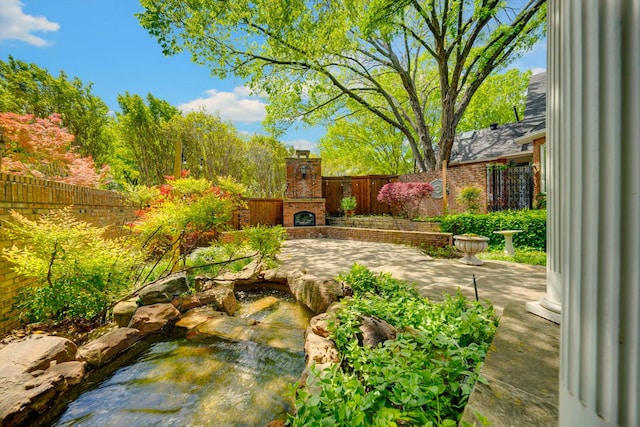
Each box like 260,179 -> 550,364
401,72 -> 547,215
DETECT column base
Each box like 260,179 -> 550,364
526,300 -> 561,324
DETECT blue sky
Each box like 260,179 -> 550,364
0,0 -> 547,152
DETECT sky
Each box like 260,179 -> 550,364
0,0 -> 547,153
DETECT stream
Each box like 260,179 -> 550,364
53,289 -> 312,427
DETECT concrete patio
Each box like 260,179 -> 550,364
279,239 -> 560,426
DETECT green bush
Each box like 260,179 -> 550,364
290,265 -> 497,426
2,208 -> 143,323
439,210 -> 546,251
456,186 -> 482,214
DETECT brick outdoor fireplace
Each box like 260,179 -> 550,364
283,150 -> 325,227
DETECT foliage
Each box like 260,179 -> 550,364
242,135 -> 293,198
478,248 -> 547,266
319,110 -> 414,176
438,210 -> 547,251
128,176 -> 242,270
340,196 -> 357,212
290,265 -> 497,426
115,92 -> 179,186
377,182 -> 434,219
137,1 -> 545,172
0,112 -> 109,187
0,56 -> 112,163
456,186 -> 483,214
420,245 -> 462,260
1,208 -> 142,323
241,225 -> 286,262
457,70 -> 531,132
534,192 -> 546,209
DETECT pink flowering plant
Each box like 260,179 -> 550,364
377,182 -> 434,219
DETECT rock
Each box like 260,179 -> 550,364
139,272 -> 190,305
175,307 -> 226,334
205,286 -> 237,315
128,303 -> 180,336
304,327 -> 339,366
0,335 -> 77,373
261,268 -> 295,284
112,300 -> 138,327
358,316 -> 397,348
77,328 -> 141,367
216,260 -> 262,285
187,316 -> 256,342
266,420 -> 286,427
289,275 -> 342,314
48,361 -> 85,386
0,336 -> 78,427
310,313 -> 332,338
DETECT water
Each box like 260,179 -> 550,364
54,290 -> 312,427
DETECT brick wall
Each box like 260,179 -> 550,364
327,217 -> 441,232
285,158 -> 322,199
0,173 -> 136,334
400,162 -> 489,216
284,226 -> 452,247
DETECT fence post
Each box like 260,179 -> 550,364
442,161 -> 448,214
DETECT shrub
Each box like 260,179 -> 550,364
2,208 -> 142,323
377,182 -> 434,219
456,186 -> 482,214
340,196 -> 357,212
439,209 -> 546,251
242,225 -> 286,262
290,265 -> 497,426
129,176 -> 243,269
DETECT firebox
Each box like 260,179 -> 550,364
294,211 -> 316,227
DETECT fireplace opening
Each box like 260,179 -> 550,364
294,211 -> 316,227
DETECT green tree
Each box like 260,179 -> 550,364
0,56 -> 112,163
319,110 -> 414,176
137,0 -> 545,172
458,69 -> 531,132
161,111 -> 246,182
242,134 -> 292,197
115,92 -> 179,186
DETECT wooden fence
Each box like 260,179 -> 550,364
322,175 -> 397,216
238,198 -> 283,227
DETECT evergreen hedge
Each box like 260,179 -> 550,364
436,210 -> 546,251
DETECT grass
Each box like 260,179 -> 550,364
478,248 -> 547,266
422,244 -> 546,266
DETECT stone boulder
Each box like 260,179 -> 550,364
0,335 -> 77,373
0,335 -> 80,427
128,303 -> 180,336
310,313 -> 332,338
289,275 -> 342,314
112,300 -> 138,327
187,316 -> 256,342
357,316 -> 397,348
215,260 -> 263,286
77,327 -> 141,367
138,272 -> 190,305
174,307 -> 227,335
304,327 -> 339,367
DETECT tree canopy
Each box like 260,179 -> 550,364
138,0 -> 546,171
0,56 -> 112,163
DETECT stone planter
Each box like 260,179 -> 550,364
453,235 -> 489,266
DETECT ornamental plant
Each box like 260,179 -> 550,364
2,208 -> 143,323
377,182 -> 434,219
0,112 -> 109,187
456,186 -> 483,214
290,265 -> 497,426
128,175 -> 245,270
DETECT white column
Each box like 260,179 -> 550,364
548,0 -> 640,425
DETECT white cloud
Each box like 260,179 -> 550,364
0,0 -> 60,46
531,67 -> 546,75
283,139 -> 318,152
178,86 -> 267,123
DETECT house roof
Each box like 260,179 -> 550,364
450,71 -> 546,163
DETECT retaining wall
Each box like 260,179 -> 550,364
0,173 -> 136,334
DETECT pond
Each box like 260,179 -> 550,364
53,289 -> 312,427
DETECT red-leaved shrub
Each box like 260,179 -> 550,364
377,182 -> 434,219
